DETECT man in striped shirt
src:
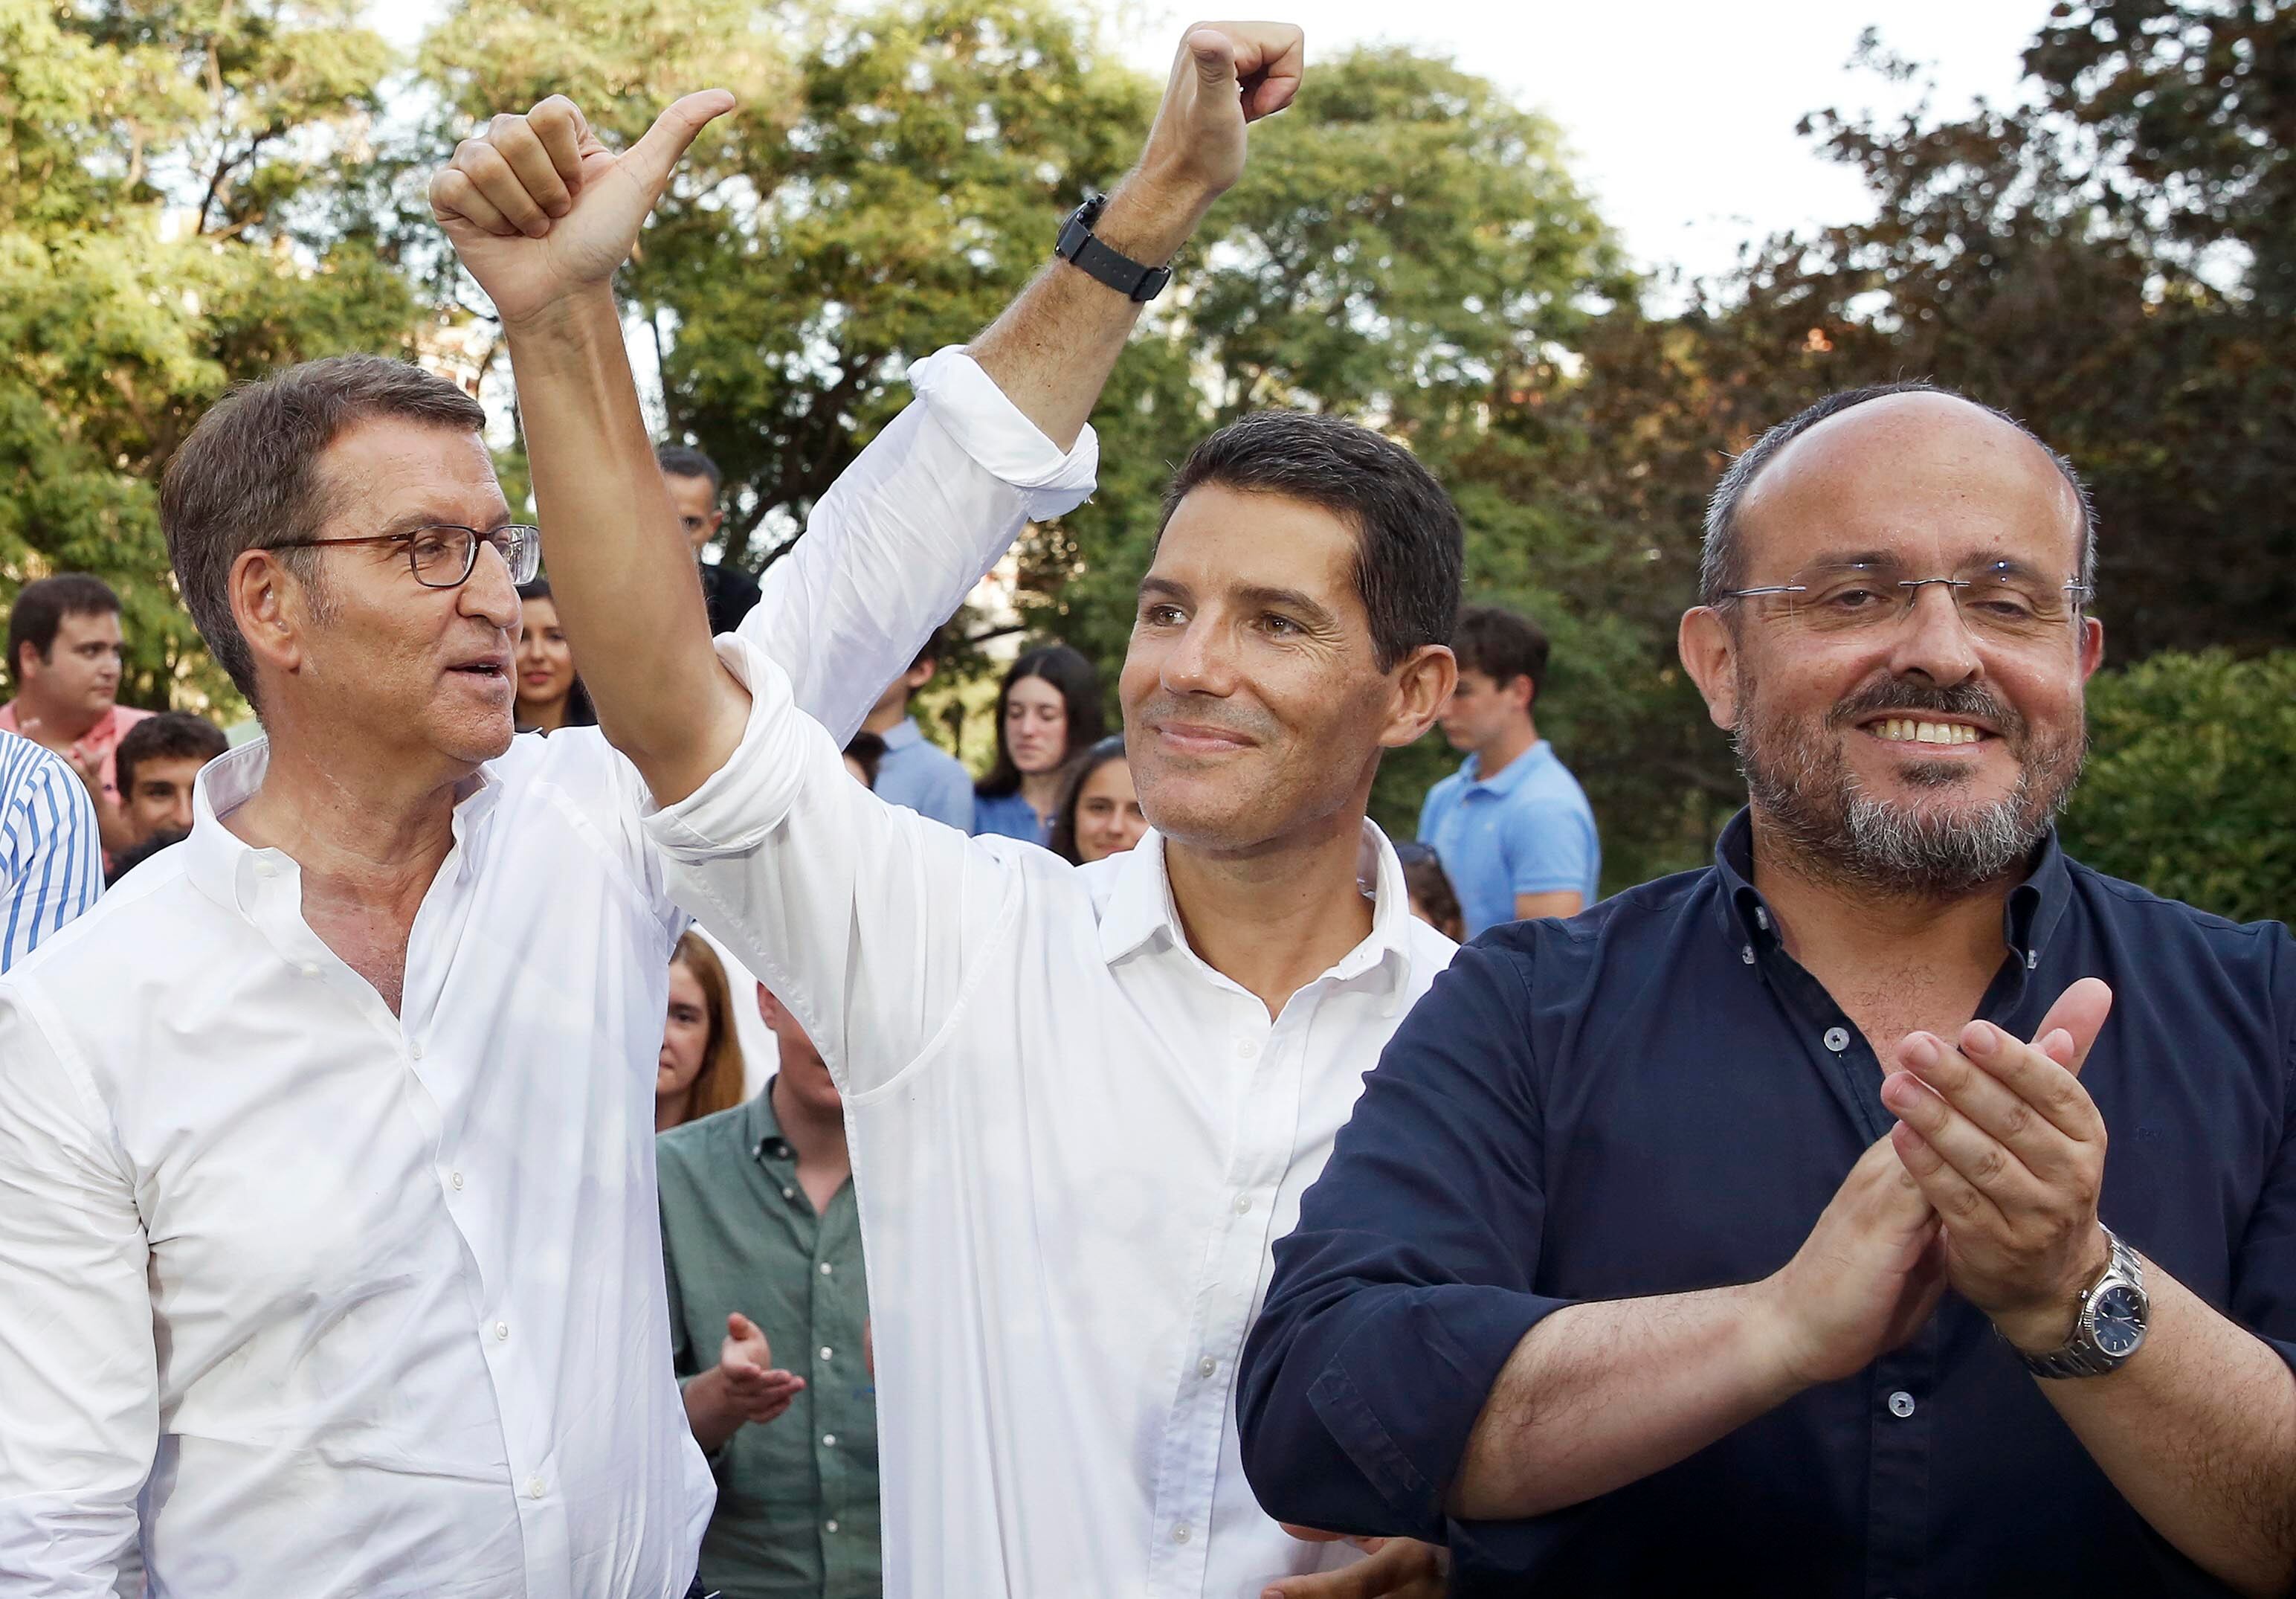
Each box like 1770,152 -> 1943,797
0,728 -> 102,971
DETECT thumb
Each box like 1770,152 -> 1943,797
726,1310 -> 761,1346
1188,28 -> 1239,92
623,89 -> 737,197
2030,977 -> 2113,1078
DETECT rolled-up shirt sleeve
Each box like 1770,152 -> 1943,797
745,347 -> 1098,747
0,984 -> 154,1596
1238,941 -> 1576,1542
643,635 -> 1011,1098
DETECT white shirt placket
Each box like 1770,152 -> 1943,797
1147,983 -> 1322,1596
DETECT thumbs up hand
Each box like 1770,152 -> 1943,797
428,91 -> 736,329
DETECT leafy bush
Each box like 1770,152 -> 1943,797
2059,651 -> 2296,927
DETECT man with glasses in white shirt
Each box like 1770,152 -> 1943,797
433,21 -> 1453,1597
0,65 -> 1254,1591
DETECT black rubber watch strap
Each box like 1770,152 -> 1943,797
1055,195 -> 1172,303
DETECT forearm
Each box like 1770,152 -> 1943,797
1450,1281 -> 1802,1520
967,171 -> 1210,450
504,288 -> 748,801
2039,1260 -> 2296,1597
680,1369 -> 744,1455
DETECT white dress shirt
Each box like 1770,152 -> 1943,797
0,349 -> 1091,1599
648,637 -> 1460,1598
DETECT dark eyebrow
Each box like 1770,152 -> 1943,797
1235,584 -> 1340,631
1138,575 -> 1193,606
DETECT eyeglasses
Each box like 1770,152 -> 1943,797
270,524 -> 542,589
1719,558 -> 2092,641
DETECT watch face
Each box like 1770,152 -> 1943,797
2089,1283 -> 2147,1357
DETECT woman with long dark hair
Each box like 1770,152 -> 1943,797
515,579 -> 596,734
1048,736 -> 1148,866
657,930 -> 749,1133
971,644 -> 1103,846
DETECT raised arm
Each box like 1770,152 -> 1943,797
430,24 -> 1303,775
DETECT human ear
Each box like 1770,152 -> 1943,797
230,549 -> 306,682
1677,607 -> 1741,733
1378,644 -> 1459,750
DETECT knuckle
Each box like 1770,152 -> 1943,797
1941,1183 -> 1984,1221
1970,1145 -> 2009,1187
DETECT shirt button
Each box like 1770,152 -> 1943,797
409,1042 -> 425,1061
494,1321 -> 509,1341
451,1171 -> 465,1191
819,1345 -> 834,1362
526,1476 -> 545,1499
1172,1525 -> 1190,1545
1822,1026 -> 1851,1053
822,1433 -> 836,1447
298,962 -> 320,978
1198,1356 -> 1216,1378
1236,1039 -> 1258,1058
255,860 -> 277,880
818,1261 -> 833,1276
1232,1194 -> 1251,1214
824,1519 -> 839,1534
1741,945 -> 1755,965
1888,1390 -> 1916,1418
782,1186 -> 796,1200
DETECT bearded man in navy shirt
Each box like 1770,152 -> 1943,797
1240,384 -> 2296,1598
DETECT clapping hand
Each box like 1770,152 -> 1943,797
715,1311 -> 804,1428
428,90 -> 736,329
1881,979 -> 2117,1354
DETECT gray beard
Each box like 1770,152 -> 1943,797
1734,681 -> 2084,901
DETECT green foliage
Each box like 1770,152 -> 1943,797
0,0 -> 422,713
2057,650 -> 2296,926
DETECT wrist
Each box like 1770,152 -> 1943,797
1739,1276 -> 1823,1400
499,284 -> 623,347
1991,1226 -> 2114,1354
1094,167 -> 1218,267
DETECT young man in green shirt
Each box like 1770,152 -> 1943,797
659,986 -> 874,1599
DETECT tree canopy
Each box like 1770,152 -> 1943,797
7,0 -> 2291,910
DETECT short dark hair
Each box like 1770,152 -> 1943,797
1160,411 -> 1464,672
115,711 -> 228,796
843,730 -> 887,788
1700,381 -> 2098,607
976,643 -> 1105,801
8,574 -> 122,686
160,355 -> 487,708
1452,605 -> 1550,703
657,445 -> 722,497
1048,735 -> 1129,866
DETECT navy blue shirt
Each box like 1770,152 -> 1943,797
1238,812 -> 2296,1597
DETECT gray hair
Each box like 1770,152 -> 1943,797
1698,381 -> 2098,608
160,355 -> 487,708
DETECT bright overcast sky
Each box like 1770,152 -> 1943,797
378,0 -> 2062,282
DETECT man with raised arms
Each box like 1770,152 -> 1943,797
433,22 -> 1454,1595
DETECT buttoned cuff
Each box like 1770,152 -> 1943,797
906,347 -> 1098,521
1314,1284 -> 1572,1536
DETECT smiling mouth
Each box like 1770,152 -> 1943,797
1865,717 -> 1987,747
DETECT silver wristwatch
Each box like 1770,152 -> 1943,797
2016,1226 -> 2150,1379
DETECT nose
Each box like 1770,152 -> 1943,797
1158,614 -> 1239,698
165,791 -> 196,833
1885,583 -> 1981,687
460,544 -> 523,632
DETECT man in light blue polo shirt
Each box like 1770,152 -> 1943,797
1417,605 -> 1599,937
855,634 -> 973,833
